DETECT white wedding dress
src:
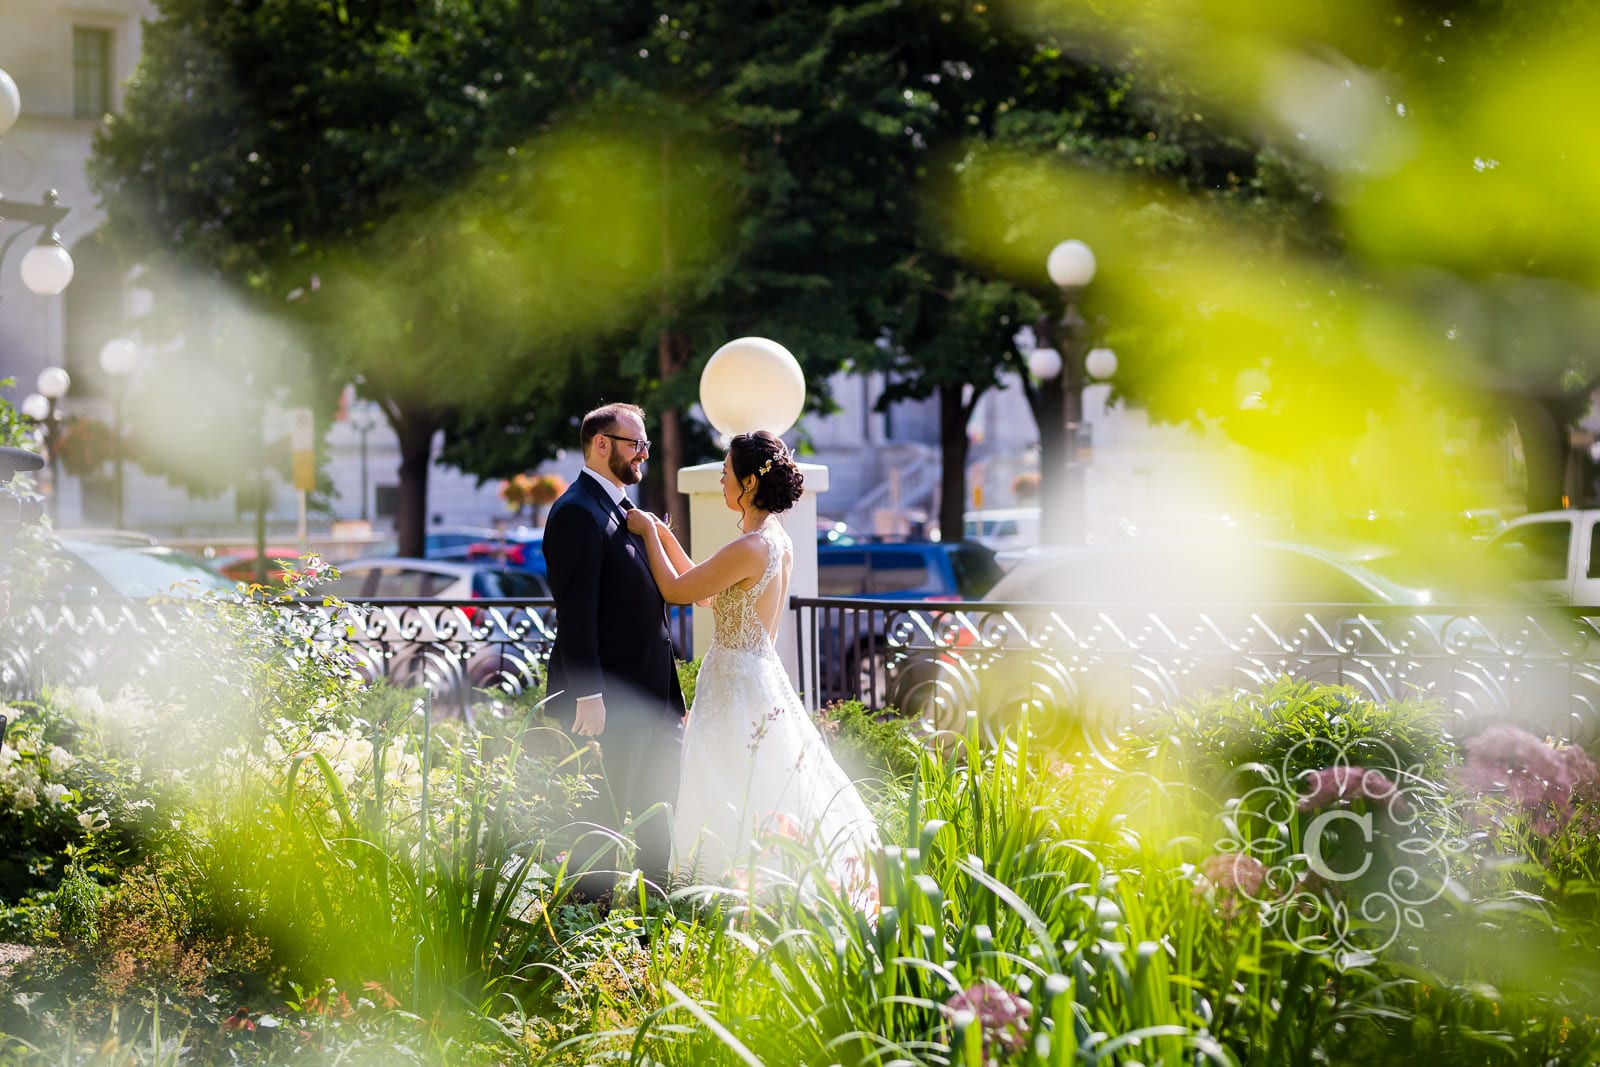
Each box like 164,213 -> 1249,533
674,519 -> 879,905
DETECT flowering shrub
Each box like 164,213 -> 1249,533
1009,470 -> 1040,504
499,471 -> 568,521
1457,725 -> 1600,838
1138,679 -> 1456,793
1298,765 -> 1412,821
0,699 -> 158,904
51,414 -> 117,476
1194,852 -> 1270,919
941,979 -> 1032,1065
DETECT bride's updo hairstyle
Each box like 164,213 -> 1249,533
730,430 -> 803,514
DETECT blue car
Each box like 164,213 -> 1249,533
809,539 -> 1003,705
374,526 -> 547,576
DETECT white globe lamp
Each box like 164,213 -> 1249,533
36,365 -> 71,400
20,242 -> 75,296
1027,347 -> 1063,381
1085,347 -> 1118,380
699,336 -> 806,438
20,393 -> 50,422
1046,239 -> 1097,289
0,68 -> 19,138
99,337 -> 139,377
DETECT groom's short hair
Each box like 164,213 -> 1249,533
580,402 -> 647,455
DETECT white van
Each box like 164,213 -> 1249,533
1480,509 -> 1600,604
962,508 -> 1041,553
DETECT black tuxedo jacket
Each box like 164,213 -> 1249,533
541,473 -> 685,727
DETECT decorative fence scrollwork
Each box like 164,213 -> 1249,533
9,593 -> 1600,745
0,597 -> 563,716
792,598 -> 1600,746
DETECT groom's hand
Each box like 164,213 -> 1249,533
573,694 -> 606,737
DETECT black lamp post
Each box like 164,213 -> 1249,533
21,367 -> 70,520
1,68 -> 76,299
1028,240 -> 1118,544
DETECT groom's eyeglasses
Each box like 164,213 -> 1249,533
602,433 -> 651,453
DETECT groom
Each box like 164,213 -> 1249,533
542,401 -> 686,902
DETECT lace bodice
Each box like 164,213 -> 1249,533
710,520 -> 791,652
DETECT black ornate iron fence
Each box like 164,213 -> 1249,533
10,593 -> 1600,744
0,595 -> 697,715
791,597 -> 1600,746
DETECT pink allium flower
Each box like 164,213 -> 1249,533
1298,765 -> 1411,820
1458,725 -> 1600,836
942,980 -> 1031,1061
1195,853 -> 1269,918
1198,852 -> 1267,896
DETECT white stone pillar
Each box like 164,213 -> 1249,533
678,460 -> 828,690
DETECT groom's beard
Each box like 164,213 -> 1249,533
608,449 -> 644,486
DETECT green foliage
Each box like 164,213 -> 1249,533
0,696 -> 168,906
816,697 -> 924,780
676,656 -> 702,710
1134,677 -> 1459,794
52,858 -> 108,945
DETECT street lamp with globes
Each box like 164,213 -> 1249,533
1029,240 -> 1117,543
21,366 -> 70,519
0,67 -> 75,298
99,338 -> 138,529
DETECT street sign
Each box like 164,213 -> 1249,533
293,450 -> 315,492
288,407 -> 315,491
288,407 -> 315,452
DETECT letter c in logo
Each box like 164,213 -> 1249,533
1305,809 -> 1373,882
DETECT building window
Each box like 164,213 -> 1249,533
73,26 -> 114,120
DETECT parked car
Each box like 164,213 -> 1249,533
817,538 -> 1002,601
467,527 -> 546,575
50,533 -> 235,598
209,544 -> 304,586
962,508 -> 1041,553
881,538 -> 1453,740
1479,509 -> 1600,605
318,556 -> 550,600
317,557 -> 553,710
371,525 -> 534,562
808,539 -> 1002,703
985,539 -> 1433,606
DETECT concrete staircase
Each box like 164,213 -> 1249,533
843,443 -> 941,533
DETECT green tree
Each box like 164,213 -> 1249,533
862,0 -> 1331,541
942,0 -> 1600,526
92,0 -> 703,554
92,0 -> 948,551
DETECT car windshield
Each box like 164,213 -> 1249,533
64,542 -> 234,598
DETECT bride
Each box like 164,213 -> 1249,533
625,431 -> 879,903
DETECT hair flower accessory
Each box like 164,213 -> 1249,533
758,458 -> 774,476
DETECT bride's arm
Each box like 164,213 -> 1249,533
654,518 -> 694,574
651,519 -> 712,607
629,514 -> 763,604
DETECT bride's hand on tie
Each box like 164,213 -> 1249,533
626,509 -> 658,536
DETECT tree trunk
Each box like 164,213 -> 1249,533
1507,394 -> 1567,513
393,406 -> 440,558
939,383 -> 973,543
651,326 -> 693,538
